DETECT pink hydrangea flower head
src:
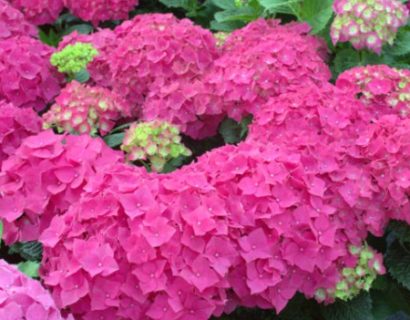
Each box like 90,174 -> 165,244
0,130 -> 124,243
202,19 -> 331,121
0,0 -> 37,39
0,100 -> 41,166
331,0 -> 409,54
121,121 -> 191,172
0,36 -> 62,111
42,81 -> 131,136
109,13 -> 219,109
336,65 -> 410,118
0,259 -> 67,319
64,0 -> 138,26
9,0 -> 64,25
58,29 -> 118,88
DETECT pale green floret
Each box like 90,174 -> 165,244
50,43 -> 99,76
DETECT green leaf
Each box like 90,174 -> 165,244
296,0 -> 334,34
389,27 -> 410,56
389,221 -> 410,244
159,0 -> 197,10
219,118 -> 244,144
258,0 -> 300,14
210,0 -> 236,10
18,261 -> 40,278
332,48 -> 361,77
104,132 -> 125,148
320,292 -> 373,320
214,7 -> 260,23
9,241 -> 43,261
74,69 -> 90,83
385,241 -> 410,291
38,28 -> 61,47
210,20 -> 245,31
0,221 -> 3,246
62,24 -> 94,36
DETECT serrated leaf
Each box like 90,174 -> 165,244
214,7 -> 260,23
388,221 -> 410,244
104,132 -> 125,148
389,27 -> 410,56
297,0 -> 333,34
18,261 -> 40,278
74,69 -> 90,83
9,241 -> 43,261
385,241 -> 410,291
320,292 -> 373,320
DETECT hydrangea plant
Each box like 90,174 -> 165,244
121,121 -> 192,172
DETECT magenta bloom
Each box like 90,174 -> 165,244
0,0 -> 37,39
0,259 -> 69,319
9,0 -> 63,25
0,36 -> 62,111
64,0 -> 138,26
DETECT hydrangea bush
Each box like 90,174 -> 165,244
1,1 -> 410,320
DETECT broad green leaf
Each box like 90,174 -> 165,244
219,118 -> 244,144
332,48 -> 361,77
74,69 -> 90,83
104,132 -> 125,148
214,7 -> 261,23
9,241 -> 43,261
320,292 -> 373,320
258,0 -> 300,14
389,27 -> 410,56
38,28 -> 61,47
18,261 -> 40,278
210,0 -> 237,10
210,20 -> 245,31
385,241 -> 410,291
159,0 -> 197,10
388,221 -> 410,244
296,0 -> 334,34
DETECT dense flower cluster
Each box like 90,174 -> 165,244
8,0 -> 64,25
121,121 -> 191,172
0,130 -> 124,244
57,30 -> 117,88
64,0 -> 138,26
50,43 -> 99,77
0,0 -> 37,39
109,14 -> 219,109
336,64 -> 410,118
203,19 -> 331,121
0,36 -> 62,111
43,81 -> 131,136
331,0 -> 409,54
0,259 -> 69,320
0,100 -> 41,166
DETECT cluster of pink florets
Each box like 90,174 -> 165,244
0,130 -> 124,244
0,259 -> 70,320
43,81 -> 131,136
8,0 -> 64,25
0,36 -> 62,111
331,0 -> 409,54
336,64 -> 410,118
63,0 -> 138,26
0,100 -> 41,166
0,0 -> 37,39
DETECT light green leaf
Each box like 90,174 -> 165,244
210,0 -> 237,10
296,0 -> 334,34
258,0 -> 300,14
214,7 -> 261,23
18,261 -> 40,278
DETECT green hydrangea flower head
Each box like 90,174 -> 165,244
121,121 -> 192,172
50,42 -> 99,76
315,243 -> 385,303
